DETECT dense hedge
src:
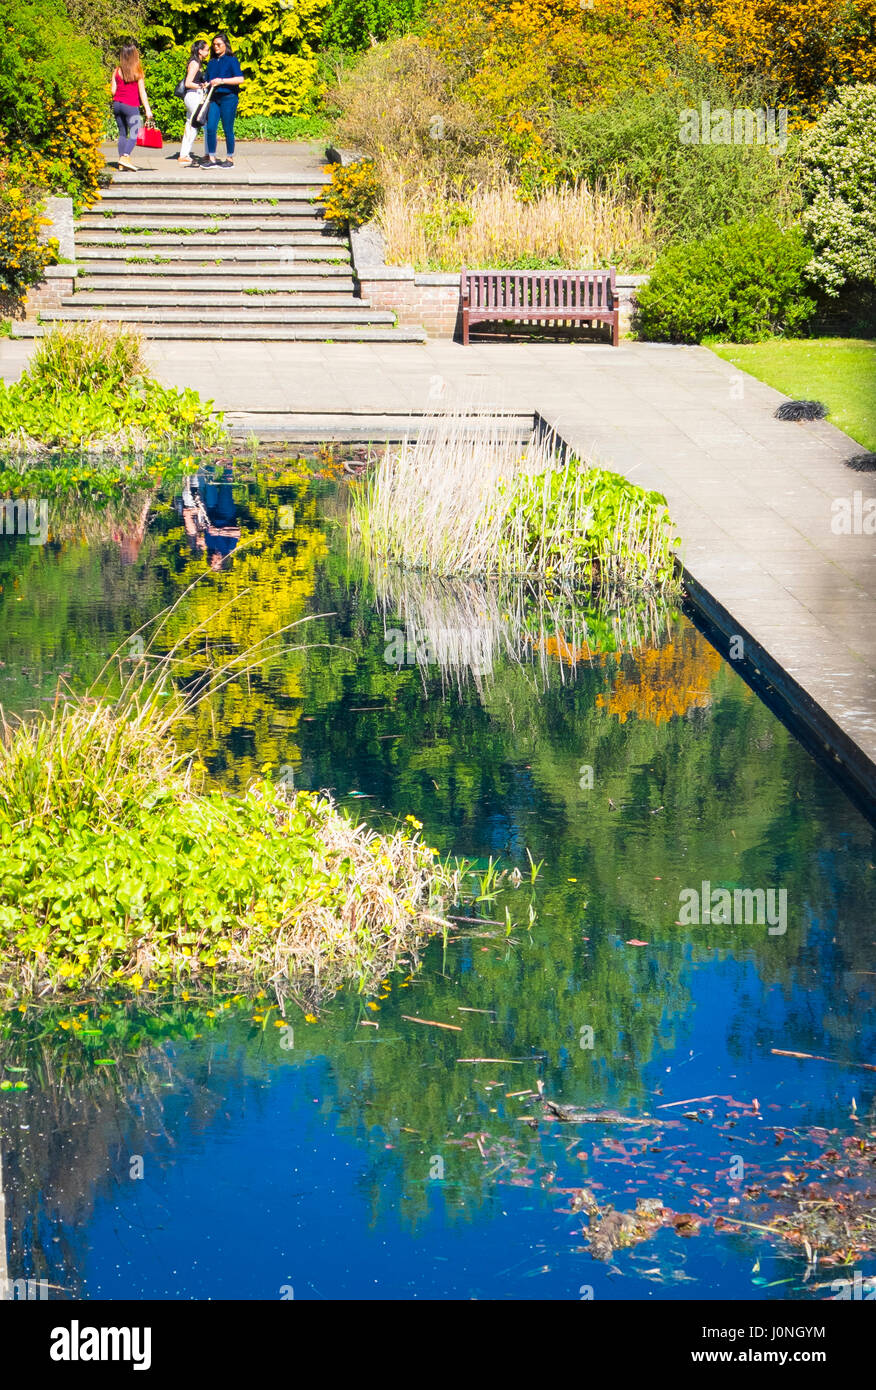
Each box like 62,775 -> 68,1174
635,219 -> 817,343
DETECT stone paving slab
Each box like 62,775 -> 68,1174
98,139 -> 328,181
1,334 -> 873,800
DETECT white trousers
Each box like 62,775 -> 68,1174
179,90 -> 203,159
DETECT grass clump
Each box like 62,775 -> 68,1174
0,323 -> 225,453
350,413 -> 679,595
0,616 -> 465,999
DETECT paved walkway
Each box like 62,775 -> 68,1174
98,138 -> 328,181
1,335 -> 873,800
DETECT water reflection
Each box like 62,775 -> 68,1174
0,459 -> 874,1300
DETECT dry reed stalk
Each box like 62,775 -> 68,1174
379,173 -> 656,271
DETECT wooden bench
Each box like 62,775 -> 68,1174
460,268 -> 619,346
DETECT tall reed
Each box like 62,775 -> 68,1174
379,173 -> 656,272
349,410 -> 679,596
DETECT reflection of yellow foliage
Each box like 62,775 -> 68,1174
596,626 -> 722,726
537,632 -> 609,666
158,479 -> 328,788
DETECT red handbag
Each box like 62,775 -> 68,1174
136,120 -> 163,149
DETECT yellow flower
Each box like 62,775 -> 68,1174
130,973 -> 143,991
304,1013 -> 317,1023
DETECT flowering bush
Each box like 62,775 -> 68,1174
0,0 -> 106,205
799,83 -> 876,296
322,158 -> 381,226
0,168 -> 57,304
673,0 -> 876,120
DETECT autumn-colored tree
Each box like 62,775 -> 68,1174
671,0 -> 876,116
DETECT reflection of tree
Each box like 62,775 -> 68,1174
596,625 -> 723,725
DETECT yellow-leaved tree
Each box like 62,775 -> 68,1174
671,0 -> 876,118
145,0 -> 329,116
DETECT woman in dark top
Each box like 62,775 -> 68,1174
203,33 -> 244,168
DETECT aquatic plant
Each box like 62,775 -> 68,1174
0,597 -> 480,1000
349,411 -> 680,595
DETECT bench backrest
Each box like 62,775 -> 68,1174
461,268 -> 616,311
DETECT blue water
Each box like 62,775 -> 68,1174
1,465 -> 874,1300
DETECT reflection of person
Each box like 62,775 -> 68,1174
112,496 -> 152,564
178,471 -> 241,570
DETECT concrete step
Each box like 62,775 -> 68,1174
75,230 -> 348,248
93,199 -> 321,217
13,322 -> 427,342
103,173 -> 328,189
66,291 -> 370,308
78,245 -> 350,264
41,306 -> 397,325
74,275 -> 357,292
79,260 -> 352,277
97,185 -> 323,202
79,212 -> 328,230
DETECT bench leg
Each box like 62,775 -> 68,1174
462,309 -> 469,346
611,311 -> 619,347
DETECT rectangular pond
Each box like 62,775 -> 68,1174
0,453 -> 874,1301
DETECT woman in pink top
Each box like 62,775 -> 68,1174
110,45 -> 153,171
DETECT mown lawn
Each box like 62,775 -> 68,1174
710,338 -> 876,452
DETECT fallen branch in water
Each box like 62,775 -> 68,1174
401,1015 -> 461,1031
771,1049 -> 876,1072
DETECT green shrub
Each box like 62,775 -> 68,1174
0,168 -> 57,302
322,158 -> 381,227
143,1 -> 325,119
635,219 -> 817,344
142,45 -> 191,143
554,69 -> 800,247
0,0 -> 106,203
322,0 -> 426,50
800,83 -> 876,297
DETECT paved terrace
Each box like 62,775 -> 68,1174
2,328 -> 874,811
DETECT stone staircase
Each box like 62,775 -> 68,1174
20,170 -> 426,342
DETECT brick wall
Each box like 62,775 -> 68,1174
23,268 -> 76,319
2,197 -> 76,323
357,272 -> 461,337
358,270 -> 648,341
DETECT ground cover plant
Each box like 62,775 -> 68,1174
0,604 -> 501,1001
0,324 -> 224,452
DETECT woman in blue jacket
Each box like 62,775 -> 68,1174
204,32 -> 244,167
